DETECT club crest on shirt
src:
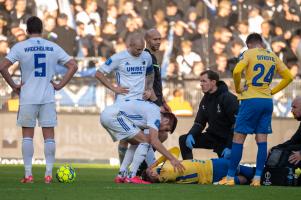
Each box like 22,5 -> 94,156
105,58 -> 112,65
142,60 -> 146,65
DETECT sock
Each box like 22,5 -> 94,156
145,147 -> 156,166
234,176 -> 240,184
22,137 -> 34,177
44,139 -> 56,177
118,145 -> 128,164
227,142 -> 243,179
254,142 -> 267,179
128,143 -> 149,178
119,145 -> 137,175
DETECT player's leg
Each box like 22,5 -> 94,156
220,99 -> 257,185
252,98 -> 272,186
118,140 -> 128,164
40,103 -> 57,183
126,132 -> 150,179
17,104 -> 38,183
21,127 -> 35,183
116,144 -> 137,182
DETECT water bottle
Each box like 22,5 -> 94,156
287,167 -> 294,186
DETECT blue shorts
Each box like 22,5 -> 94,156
234,98 -> 273,134
212,158 -> 229,183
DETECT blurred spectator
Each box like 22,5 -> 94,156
2,0 -> 14,25
104,4 -> 118,25
35,0 -> 58,20
262,0 -> 278,19
76,0 -> 101,36
42,15 -> 56,41
209,40 -> 226,68
212,53 -> 232,79
165,0 -> 183,24
97,22 -> 117,58
71,0 -> 84,16
0,14 -> 8,40
233,0 -> 252,21
176,40 -> 201,77
271,37 -> 286,61
261,21 -> 274,48
76,21 -> 95,57
11,0 -> 31,30
235,20 -> 249,46
167,88 -> 193,116
212,0 -> 236,31
166,60 -> 180,80
53,13 -> 78,56
192,18 -> 212,68
227,40 -> 244,71
248,5 -> 264,33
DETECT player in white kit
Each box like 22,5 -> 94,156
100,99 -> 184,184
0,16 -> 78,183
95,33 -> 154,102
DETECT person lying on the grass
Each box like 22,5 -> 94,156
144,147 -> 255,184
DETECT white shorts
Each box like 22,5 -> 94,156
17,103 -> 57,127
100,105 -> 140,142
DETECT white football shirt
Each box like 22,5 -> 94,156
6,37 -> 71,105
116,99 -> 161,131
98,50 -> 153,102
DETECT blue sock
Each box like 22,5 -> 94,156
254,142 -> 267,178
234,176 -> 240,184
227,142 -> 243,178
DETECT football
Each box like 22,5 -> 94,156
56,164 -> 76,183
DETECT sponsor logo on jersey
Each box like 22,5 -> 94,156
126,66 -> 145,75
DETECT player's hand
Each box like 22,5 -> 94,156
113,86 -> 129,95
288,151 -> 301,165
170,158 -> 185,173
143,89 -> 152,100
51,80 -> 63,90
221,148 -> 232,159
185,134 -> 195,150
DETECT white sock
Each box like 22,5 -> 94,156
44,139 -> 56,177
145,147 -> 156,166
128,143 -> 150,178
22,137 -> 34,177
119,145 -> 137,176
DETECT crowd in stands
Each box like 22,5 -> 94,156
1,0 -> 301,80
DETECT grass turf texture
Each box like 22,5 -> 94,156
0,164 -> 300,200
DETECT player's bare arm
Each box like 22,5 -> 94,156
95,70 -> 129,94
148,128 -> 185,172
0,58 -> 22,94
51,59 -> 78,90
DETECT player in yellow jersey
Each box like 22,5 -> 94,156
219,33 -> 293,187
144,147 -> 255,184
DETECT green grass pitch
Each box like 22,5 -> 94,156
0,164 -> 300,200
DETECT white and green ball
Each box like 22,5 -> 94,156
56,164 -> 76,183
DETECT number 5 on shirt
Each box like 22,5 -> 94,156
34,53 -> 46,77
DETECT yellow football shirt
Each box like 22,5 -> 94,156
156,159 -> 213,184
233,48 -> 293,100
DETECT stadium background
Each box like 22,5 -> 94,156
1,0 -> 301,164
